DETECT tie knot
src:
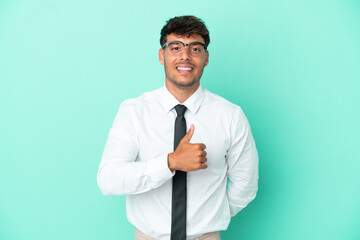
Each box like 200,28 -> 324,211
174,104 -> 187,116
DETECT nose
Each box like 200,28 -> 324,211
179,46 -> 191,60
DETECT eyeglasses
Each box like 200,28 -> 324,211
162,41 -> 207,57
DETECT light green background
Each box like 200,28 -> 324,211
1,0 -> 359,239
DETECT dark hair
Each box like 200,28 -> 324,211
160,15 -> 210,50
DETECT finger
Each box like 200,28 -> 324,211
200,157 -> 207,163
181,124 -> 194,143
198,143 -> 206,150
200,163 -> 208,169
200,151 -> 207,157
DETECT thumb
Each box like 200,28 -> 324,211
181,124 -> 194,143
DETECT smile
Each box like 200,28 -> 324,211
176,67 -> 193,71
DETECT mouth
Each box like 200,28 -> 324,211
176,66 -> 193,75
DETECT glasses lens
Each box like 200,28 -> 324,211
189,43 -> 205,56
167,42 -> 183,55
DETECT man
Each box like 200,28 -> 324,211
97,16 -> 259,240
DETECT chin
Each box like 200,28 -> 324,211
172,79 -> 199,89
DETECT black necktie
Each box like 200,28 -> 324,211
171,104 -> 187,240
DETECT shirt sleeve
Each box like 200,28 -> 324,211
226,107 -> 259,217
97,101 -> 174,196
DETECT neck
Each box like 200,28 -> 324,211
165,81 -> 200,103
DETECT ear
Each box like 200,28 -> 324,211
159,49 -> 165,65
204,51 -> 209,67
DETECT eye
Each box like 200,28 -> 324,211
190,43 -> 204,54
169,43 -> 181,51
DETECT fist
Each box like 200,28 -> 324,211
168,124 -> 208,172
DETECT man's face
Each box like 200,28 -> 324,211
159,34 -> 209,89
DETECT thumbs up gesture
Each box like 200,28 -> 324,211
168,124 -> 208,172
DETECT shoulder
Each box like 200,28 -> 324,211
202,88 -> 245,120
112,87 -> 162,129
119,87 -> 162,111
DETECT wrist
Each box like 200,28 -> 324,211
167,153 -> 176,171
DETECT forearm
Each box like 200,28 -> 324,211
226,140 -> 259,216
97,154 -> 173,195
226,141 -> 259,216
226,178 -> 258,216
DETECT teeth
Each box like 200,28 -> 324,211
177,67 -> 192,71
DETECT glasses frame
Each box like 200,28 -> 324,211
162,41 -> 208,56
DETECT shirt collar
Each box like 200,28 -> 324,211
161,84 -> 204,115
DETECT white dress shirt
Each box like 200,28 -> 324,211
97,85 -> 259,240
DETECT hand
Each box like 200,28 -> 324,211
168,124 -> 208,172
